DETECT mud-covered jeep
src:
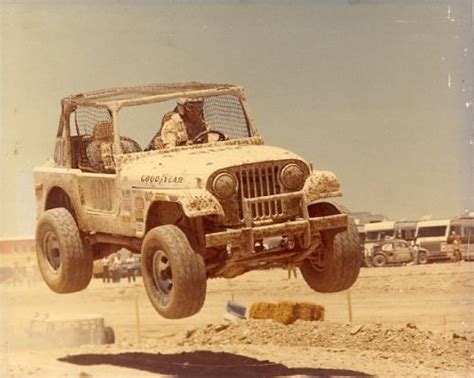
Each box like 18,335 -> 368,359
34,83 -> 361,319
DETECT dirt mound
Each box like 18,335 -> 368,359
177,319 -> 474,369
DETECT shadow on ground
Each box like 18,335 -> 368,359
59,350 -> 370,376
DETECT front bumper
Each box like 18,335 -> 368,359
205,213 -> 348,249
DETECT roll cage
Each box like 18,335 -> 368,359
55,83 -> 259,169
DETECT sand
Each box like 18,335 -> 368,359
1,259 -> 473,377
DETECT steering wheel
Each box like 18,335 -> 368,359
191,129 -> 228,144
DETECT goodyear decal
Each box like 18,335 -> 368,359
140,174 -> 184,185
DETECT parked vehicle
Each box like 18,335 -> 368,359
27,314 -> 115,347
364,221 -> 395,243
447,216 -> 474,261
371,239 -> 425,267
363,221 -> 395,264
414,220 -> 451,262
394,221 -> 417,242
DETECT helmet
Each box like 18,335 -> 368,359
177,97 -> 203,105
177,97 -> 203,115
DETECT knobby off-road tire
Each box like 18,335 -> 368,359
36,208 -> 93,293
141,225 -> 207,319
300,204 -> 362,293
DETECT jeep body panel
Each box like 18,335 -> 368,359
34,166 -> 133,236
118,144 -> 306,188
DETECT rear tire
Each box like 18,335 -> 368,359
141,225 -> 207,319
300,203 -> 361,293
372,254 -> 387,267
36,208 -> 92,293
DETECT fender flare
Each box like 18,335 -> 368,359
146,189 -> 225,219
44,185 -> 80,220
303,170 -> 342,204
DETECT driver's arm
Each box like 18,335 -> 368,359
161,120 -> 179,148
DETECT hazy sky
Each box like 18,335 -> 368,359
0,0 -> 472,237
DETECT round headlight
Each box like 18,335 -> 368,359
280,163 -> 305,191
212,173 -> 238,199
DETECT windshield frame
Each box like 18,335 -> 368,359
108,91 -> 258,155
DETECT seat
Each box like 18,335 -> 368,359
86,122 -> 142,172
86,122 -> 114,172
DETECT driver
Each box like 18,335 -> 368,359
153,98 -> 208,149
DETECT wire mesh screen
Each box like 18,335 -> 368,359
74,106 -> 112,136
203,95 -> 250,139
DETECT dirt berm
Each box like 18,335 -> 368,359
176,319 -> 473,371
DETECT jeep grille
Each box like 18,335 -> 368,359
237,165 -> 284,221
209,161 -> 308,226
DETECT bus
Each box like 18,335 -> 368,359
414,219 -> 450,261
364,221 -> 395,243
394,221 -> 417,242
448,217 -> 474,260
363,221 -> 396,262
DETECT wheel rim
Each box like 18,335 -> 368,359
43,231 -> 61,271
308,248 -> 326,272
152,250 -> 173,296
419,254 -> 427,264
374,256 -> 385,266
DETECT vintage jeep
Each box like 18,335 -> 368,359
34,83 -> 361,319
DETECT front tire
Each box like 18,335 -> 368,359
300,204 -> 362,293
418,252 -> 428,264
372,254 -> 387,267
36,208 -> 92,293
141,225 -> 207,319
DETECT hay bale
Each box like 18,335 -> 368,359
249,301 -> 325,325
296,302 -> 325,321
274,301 -> 298,325
249,302 -> 277,320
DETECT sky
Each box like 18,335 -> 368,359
0,0 -> 472,237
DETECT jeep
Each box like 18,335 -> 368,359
34,83 -> 361,319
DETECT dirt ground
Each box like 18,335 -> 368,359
1,258 -> 473,377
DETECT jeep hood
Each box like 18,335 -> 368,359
119,144 -> 306,189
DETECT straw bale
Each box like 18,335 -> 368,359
274,301 -> 298,325
296,302 -> 325,321
249,301 -> 325,325
249,302 -> 277,319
